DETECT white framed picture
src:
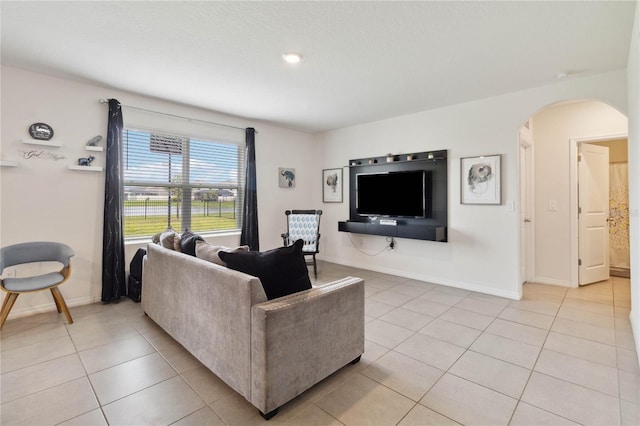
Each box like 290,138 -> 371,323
279,167 -> 295,188
322,168 -> 343,203
460,154 -> 501,204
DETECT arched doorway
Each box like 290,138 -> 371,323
519,100 -> 629,288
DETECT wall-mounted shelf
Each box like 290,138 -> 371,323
86,146 -> 104,152
348,151 -> 446,167
339,221 -> 446,242
22,138 -> 62,147
0,160 -> 19,167
68,165 -> 103,172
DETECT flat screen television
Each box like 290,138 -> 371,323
356,170 -> 430,218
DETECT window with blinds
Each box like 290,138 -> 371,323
123,128 -> 245,239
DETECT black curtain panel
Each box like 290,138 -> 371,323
101,99 -> 126,302
240,127 -> 259,251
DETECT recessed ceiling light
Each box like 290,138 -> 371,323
283,52 -> 303,64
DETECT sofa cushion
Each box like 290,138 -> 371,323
195,241 -> 250,265
219,239 -> 312,300
160,229 -> 179,250
180,229 -> 204,256
151,230 -> 162,244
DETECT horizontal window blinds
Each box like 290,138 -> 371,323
124,129 -> 243,188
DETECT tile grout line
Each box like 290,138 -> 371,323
137,328 -> 213,422
611,276 -> 626,425
364,285 -> 484,424
516,281 -> 635,424
56,317 -> 106,425
504,284 -> 566,425
397,290 -> 513,424
439,295 -> 524,425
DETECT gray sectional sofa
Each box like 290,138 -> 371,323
141,243 -> 365,419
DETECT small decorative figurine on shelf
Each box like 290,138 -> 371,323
77,155 -> 95,166
86,135 -> 102,146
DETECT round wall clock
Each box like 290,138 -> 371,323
29,122 -> 54,140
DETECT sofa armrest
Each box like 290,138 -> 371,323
250,276 -> 365,414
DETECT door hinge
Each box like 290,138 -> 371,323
578,259 -> 582,266
578,207 -> 582,214
578,154 -> 582,162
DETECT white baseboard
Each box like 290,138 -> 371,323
533,276 -> 573,287
320,256 -> 521,300
4,296 -> 99,321
630,309 -> 640,362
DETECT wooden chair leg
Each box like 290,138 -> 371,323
1,291 -> 12,314
0,293 -> 19,329
50,287 -> 73,325
51,289 -> 62,313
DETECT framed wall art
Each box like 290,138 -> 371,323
461,154 -> 501,205
279,167 -> 296,188
322,168 -> 343,203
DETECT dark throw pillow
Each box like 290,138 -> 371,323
179,229 -> 204,257
219,239 -> 312,300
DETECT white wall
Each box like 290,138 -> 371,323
0,63 -> 632,318
0,66 -> 316,319
317,70 -> 628,300
627,1 -> 640,357
532,101 -> 627,286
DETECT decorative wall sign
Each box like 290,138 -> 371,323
20,150 -> 66,161
323,168 -> 343,203
28,123 -> 54,140
461,154 -> 501,204
279,167 -> 296,188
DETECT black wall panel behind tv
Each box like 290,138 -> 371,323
339,150 -> 447,242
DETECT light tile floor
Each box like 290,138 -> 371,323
1,262 -> 638,425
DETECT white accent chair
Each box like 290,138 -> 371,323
281,209 -> 322,277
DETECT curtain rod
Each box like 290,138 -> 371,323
99,99 -> 251,132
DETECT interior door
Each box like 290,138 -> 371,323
578,143 -> 610,285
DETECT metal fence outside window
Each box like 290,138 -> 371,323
124,187 -> 239,238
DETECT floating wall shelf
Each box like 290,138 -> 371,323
86,146 -> 104,152
68,165 -> 103,172
0,160 -> 19,167
22,138 -> 62,147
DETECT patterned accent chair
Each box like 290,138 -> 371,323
281,210 -> 322,278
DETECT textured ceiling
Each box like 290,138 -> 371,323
1,1 -> 635,133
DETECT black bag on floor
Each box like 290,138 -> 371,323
127,248 -> 146,302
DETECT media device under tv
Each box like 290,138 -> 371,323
356,170 -> 431,218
